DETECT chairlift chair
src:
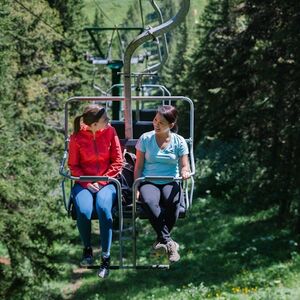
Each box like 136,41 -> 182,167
59,95 -> 195,270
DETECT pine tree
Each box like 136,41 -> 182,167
0,0 -> 91,298
183,0 -> 300,224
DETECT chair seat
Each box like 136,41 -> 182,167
113,198 -> 186,220
70,194 -> 187,220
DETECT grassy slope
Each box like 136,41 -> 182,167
57,196 -> 300,300
83,0 -> 136,25
83,0 -> 206,27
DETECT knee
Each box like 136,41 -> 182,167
96,202 -> 113,219
77,205 -> 93,219
140,193 -> 157,206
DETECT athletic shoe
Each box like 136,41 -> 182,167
98,256 -> 110,278
80,247 -> 94,267
166,240 -> 180,263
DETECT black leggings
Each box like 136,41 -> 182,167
139,181 -> 182,243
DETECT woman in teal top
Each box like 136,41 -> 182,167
134,105 -> 191,263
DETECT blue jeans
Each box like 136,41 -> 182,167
72,183 -> 116,256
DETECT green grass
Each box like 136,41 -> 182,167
83,0 -> 207,27
52,196 -> 300,300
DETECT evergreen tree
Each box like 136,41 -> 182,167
183,0 -> 300,224
0,0 -> 92,298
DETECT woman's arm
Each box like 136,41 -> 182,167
68,135 -> 90,188
103,128 -> 123,178
134,150 -> 145,181
180,154 -> 191,180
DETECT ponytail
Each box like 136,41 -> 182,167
73,115 -> 82,133
73,104 -> 105,134
171,123 -> 178,133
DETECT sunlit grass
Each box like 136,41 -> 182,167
51,195 -> 300,299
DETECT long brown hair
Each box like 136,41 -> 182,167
73,104 -> 105,133
157,105 -> 178,133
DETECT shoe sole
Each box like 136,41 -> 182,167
80,263 -> 94,267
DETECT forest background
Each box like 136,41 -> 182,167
0,0 -> 299,299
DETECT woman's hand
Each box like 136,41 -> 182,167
87,182 -> 101,193
181,170 -> 191,180
180,155 -> 191,180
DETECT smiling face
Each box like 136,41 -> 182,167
153,112 -> 174,135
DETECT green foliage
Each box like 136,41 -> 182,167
0,115 -> 72,299
180,0 -> 300,223
1,0 -> 300,298
0,0 -> 91,298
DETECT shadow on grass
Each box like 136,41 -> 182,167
65,196 -> 299,299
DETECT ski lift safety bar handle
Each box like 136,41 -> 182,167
138,172 -> 195,182
59,172 -> 121,183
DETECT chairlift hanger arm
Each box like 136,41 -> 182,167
123,0 -> 190,139
145,0 -> 169,73
86,30 -> 105,58
84,27 -> 144,61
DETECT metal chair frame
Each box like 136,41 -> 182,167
59,95 -> 195,269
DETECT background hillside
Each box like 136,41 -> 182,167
0,0 -> 299,299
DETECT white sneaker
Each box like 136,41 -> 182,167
166,241 -> 180,263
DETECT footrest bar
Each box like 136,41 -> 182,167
87,264 -> 170,270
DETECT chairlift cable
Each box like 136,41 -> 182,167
115,29 -> 125,59
139,0 -> 145,29
13,0 -> 65,40
106,29 -> 116,60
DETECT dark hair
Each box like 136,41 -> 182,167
157,105 -> 178,133
73,104 -> 105,133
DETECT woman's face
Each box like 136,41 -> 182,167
153,113 -> 173,134
91,112 -> 109,132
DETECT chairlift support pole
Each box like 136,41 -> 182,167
145,0 -> 169,73
123,0 -> 190,139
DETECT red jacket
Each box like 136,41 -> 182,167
68,124 -> 123,188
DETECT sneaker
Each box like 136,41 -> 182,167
80,247 -> 94,267
98,256 -> 110,278
173,240 -> 179,251
151,240 -> 167,256
166,240 -> 180,263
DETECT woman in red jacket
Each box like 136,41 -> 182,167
68,104 -> 123,278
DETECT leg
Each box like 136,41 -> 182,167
161,182 -> 181,233
95,184 -> 116,256
161,182 -> 181,263
139,183 -> 171,243
72,183 -> 93,248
